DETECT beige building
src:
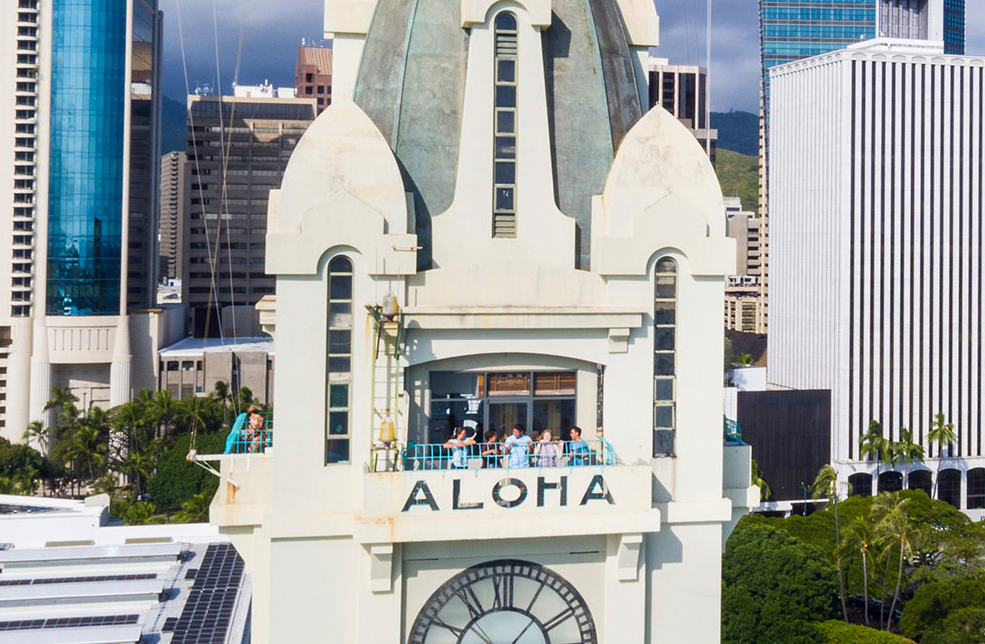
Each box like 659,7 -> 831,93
647,57 -> 717,166
158,336 -> 273,404
183,94 -> 316,336
723,198 -> 767,333
198,1 -> 759,642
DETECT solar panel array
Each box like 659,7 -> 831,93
0,614 -> 138,631
0,573 -> 157,587
168,543 -> 244,644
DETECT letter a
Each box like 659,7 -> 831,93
579,474 -> 615,505
402,480 -> 439,512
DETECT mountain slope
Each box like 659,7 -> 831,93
716,149 -> 759,212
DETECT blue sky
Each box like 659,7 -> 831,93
159,0 -> 985,114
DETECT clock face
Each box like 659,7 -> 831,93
408,559 -> 597,644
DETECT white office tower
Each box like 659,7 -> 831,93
202,0 -> 759,642
0,0 -> 165,441
769,38 -> 985,516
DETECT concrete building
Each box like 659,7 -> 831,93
757,0 -> 966,334
183,94 -> 316,337
0,0 -> 166,442
723,198 -> 766,333
232,81 -> 296,99
159,151 -> 188,284
158,335 -> 273,404
647,57 -> 716,166
199,1 -> 759,642
768,38 -> 985,519
294,45 -> 333,113
0,494 -> 250,644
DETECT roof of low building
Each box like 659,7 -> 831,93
300,46 -> 333,75
159,336 -> 274,358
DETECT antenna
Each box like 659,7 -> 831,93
706,0 -> 712,159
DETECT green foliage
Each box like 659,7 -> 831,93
146,433 -> 223,514
899,576 -> 985,642
939,607 -> 985,644
716,149 -> 759,212
723,518 -> 839,644
712,110 -> 759,156
814,620 -> 914,643
175,492 -> 211,523
0,437 -> 44,479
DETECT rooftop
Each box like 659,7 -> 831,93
300,45 -> 332,75
159,335 -> 273,358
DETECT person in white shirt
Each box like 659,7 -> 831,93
504,424 -> 533,469
443,427 -> 476,469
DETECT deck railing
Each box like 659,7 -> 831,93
395,439 -> 618,471
223,412 -> 273,454
724,417 -> 743,444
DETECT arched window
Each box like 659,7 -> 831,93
968,468 -> 985,509
848,473 -> 872,497
326,255 -> 353,464
653,258 -> 677,456
492,11 -> 518,238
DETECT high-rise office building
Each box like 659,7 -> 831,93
294,45 -> 332,113
757,0 -> 966,333
647,57 -> 716,166
160,151 -> 188,284
183,95 -> 316,336
769,39 -> 985,515
0,0 -> 164,440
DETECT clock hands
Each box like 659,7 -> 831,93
510,618 -> 536,644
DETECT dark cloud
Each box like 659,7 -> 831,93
160,0 -> 984,114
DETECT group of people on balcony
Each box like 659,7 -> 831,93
442,424 -> 594,469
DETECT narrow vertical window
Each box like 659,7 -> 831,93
653,258 -> 677,456
326,255 -> 353,464
493,11 -> 518,238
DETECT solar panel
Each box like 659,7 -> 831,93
0,614 -> 138,631
169,544 -> 245,644
0,573 -> 156,587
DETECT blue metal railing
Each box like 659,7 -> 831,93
399,439 -> 617,471
724,417 -> 743,444
224,412 -> 273,454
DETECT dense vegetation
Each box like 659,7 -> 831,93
1,383 -> 267,524
723,470 -> 985,644
716,148 -> 759,213
711,110 -> 760,156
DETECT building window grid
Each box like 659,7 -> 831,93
654,258 -> 678,456
11,13 -> 39,318
326,256 -> 354,464
492,11 -> 518,239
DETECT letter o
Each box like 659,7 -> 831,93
492,478 -> 528,508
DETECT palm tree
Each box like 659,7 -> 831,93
43,386 -> 78,415
928,412 -> 957,499
175,492 -> 211,523
64,422 -> 107,483
751,459 -> 771,501
116,451 -> 153,497
895,427 -> 924,490
22,421 -> 49,457
813,464 -> 849,621
110,401 -> 147,458
837,517 -> 875,626
148,390 -> 176,439
176,395 -> 211,439
15,465 -> 39,496
872,493 -> 909,629
859,420 -> 887,492
874,498 -> 916,632
0,476 -> 15,494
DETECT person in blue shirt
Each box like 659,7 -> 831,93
504,424 -> 533,468
567,426 -> 590,466
443,427 -> 476,469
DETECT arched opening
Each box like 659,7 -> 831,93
907,470 -> 932,497
967,468 -> 985,509
848,473 -> 872,497
938,468 -> 962,508
492,11 -> 518,238
326,255 -> 353,464
653,257 -> 677,456
877,470 -> 902,493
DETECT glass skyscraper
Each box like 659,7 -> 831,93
47,0 -> 128,316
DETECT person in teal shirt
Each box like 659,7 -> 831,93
567,426 -> 590,466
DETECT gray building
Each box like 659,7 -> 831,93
159,151 -> 188,284
647,57 -> 717,166
183,95 -> 316,336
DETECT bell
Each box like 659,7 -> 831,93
382,292 -> 399,320
379,413 -> 396,444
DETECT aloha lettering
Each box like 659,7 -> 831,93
401,475 -> 615,512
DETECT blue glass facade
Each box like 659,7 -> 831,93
48,1 -> 128,315
944,0 -> 965,55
